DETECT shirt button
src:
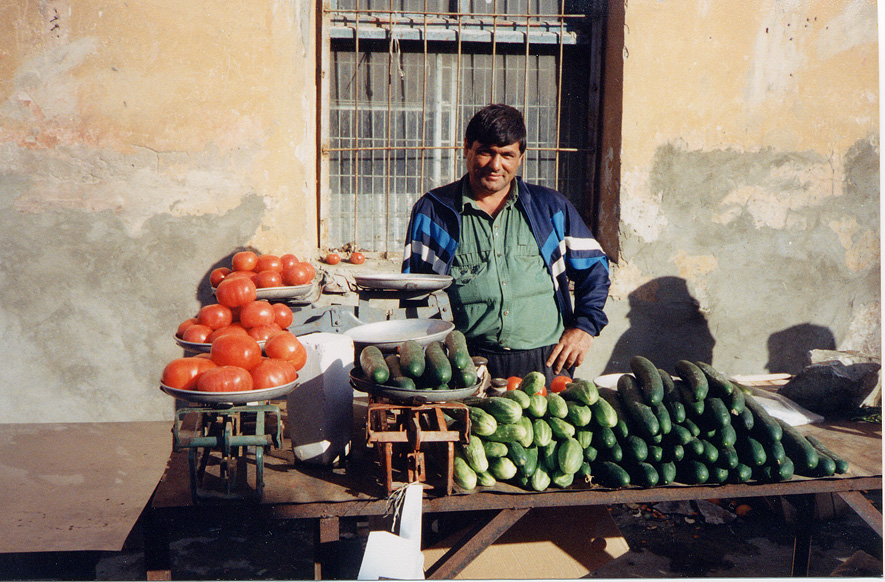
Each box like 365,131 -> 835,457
503,310 -> 510,316
497,253 -> 502,257
502,281 -> 507,286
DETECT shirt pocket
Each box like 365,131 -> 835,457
510,244 -> 552,298
450,251 -> 490,306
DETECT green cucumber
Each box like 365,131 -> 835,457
767,439 -> 786,464
805,453 -> 836,478
677,460 -> 709,484
453,455 -> 477,490
729,463 -> 753,483
516,416 -> 534,448
526,393 -> 548,418
652,402 -> 672,435
421,341 -> 452,387
546,392 -> 569,419
532,418 -> 553,447
717,445 -> 739,469
506,441 -> 528,470
468,406 -> 497,436
444,330 -> 471,370
598,390 -> 630,438
743,393 -> 783,445
663,443 -> 684,463
699,397 -> 731,430
462,437 -> 489,473
735,436 -> 767,467
722,384 -> 746,416
502,389 -> 531,409
520,446 -> 539,478
699,439 -> 719,464
630,355 -> 664,405
667,424 -> 693,446
583,445 -> 598,463
540,441 -> 559,473
628,461 -> 660,487
735,406 -> 755,432
530,466 -> 551,491
684,438 -> 705,459
593,427 -> 618,449
451,355 -> 478,388
577,461 -> 593,480
475,396 -> 523,424
594,461 -> 631,488
575,429 -> 594,450
385,376 -> 417,390
708,466 -> 730,484
599,442 -> 624,463
485,423 -> 528,443
518,371 -> 546,396
617,374 -> 660,439
488,456 -> 518,481
561,378 -> 600,406
647,445 -> 663,464
550,470 -> 575,488
475,470 -> 497,487
483,440 -> 508,458
557,438 -> 583,474
710,424 -> 737,448
566,401 -> 593,427
657,460 -> 676,485
775,418 -> 818,472
397,340 -> 425,379
805,435 -> 849,474
589,395 -> 619,429
659,369 -> 687,423
359,345 -> 390,384
681,417 -> 701,437
674,360 -> 709,401
548,417 -> 577,440
695,361 -> 734,396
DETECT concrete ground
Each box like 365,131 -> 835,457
2,491 -> 879,580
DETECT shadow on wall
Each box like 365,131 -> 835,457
603,276 -> 715,374
195,247 -> 261,309
766,324 -> 836,375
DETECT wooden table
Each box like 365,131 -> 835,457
146,401 -> 882,580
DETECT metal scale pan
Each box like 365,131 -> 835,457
349,368 -> 481,404
353,273 -> 453,293
159,380 -> 298,406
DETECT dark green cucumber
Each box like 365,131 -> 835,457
583,445 -> 599,463
599,442 -> 624,463
717,445 -> 739,469
667,424 -> 693,446
628,461 -> 660,487
444,330 -> 471,370
708,466 -> 730,484
659,369 -> 687,423
684,438 -> 705,459
617,374 -> 661,439
598,389 -> 630,438
721,384 -> 746,416
674,360 -> 709,401
397,340 -> 425,379
775,418 -> 818,472
681,417 -> 701,437
561,379 -> 600,406
623,435 -> 649,463
359,345 -> 390,384
657,460 -> 676,485
647,445 -> 663,464
630,355 -> 664,405
577,461 -> 593,480
483,440 -> 508,458
451,355 -> 478,388
699,439 -> 720,465
558,437 -> 584,474
729,463 -> 753,483
735,406 -> 755,432
743,392 -> 783,445
735,436 -> 767,467
662,443 -> 685,463
506,441 -> 528,470
677,460 -> 709,484
805,453 -> 836,478
594,461 -> 631,488
593,427 -> 618,449
421,341 -> 453,387
462,437 -> 489,473
540,441 -> 559,473
805,434 -> 849,474
548,417 -> 577,440
695,361 -> 733,396
699,397 -> 731,431
652,402 -> 672,435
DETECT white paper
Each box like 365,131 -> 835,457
357,531 -> 425,580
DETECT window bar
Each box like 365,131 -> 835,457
352,0 -> 361,247
454,2 -> 464,181
385,0 -> 395,254
523,7 -> 531,177
419,0 -> 429,195
490,0 -> 498,102
554,0 -> 566,187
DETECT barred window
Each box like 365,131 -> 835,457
320,0 -> 607,254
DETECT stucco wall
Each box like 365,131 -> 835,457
0,1 -> 317,422
0,1 -> 878,423
580,0 -> 880,379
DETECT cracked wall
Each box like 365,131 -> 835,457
583,0 -> 880,378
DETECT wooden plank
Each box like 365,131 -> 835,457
837,490 -> 883,537
0,421 -> 171,553
424,508 -> 530,579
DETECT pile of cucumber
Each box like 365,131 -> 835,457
453,356 -> 848,492
358,330 -> 478,390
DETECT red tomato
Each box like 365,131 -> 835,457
506,376 -> 522,391
239,300 -> 275,328
349,252 -> 365,265
162,357 -> 217,390
226,270 -> 259,284
197,304 -> 233,330
248,323 -> 283,342
324,253 -> 341,265
281,263 -> 312,286
210,334 -> 263,370
231,251 -> 259,272
267,358 -> 299,382
256,270 -> 283,288
176,318 -> 198,338
209,267 -> 231,287
255,254 -> 283,273
550,375 -> 571,393
206,325 -> 249,343
272,303 -> 294,329
302,262 -> 316,280
280,253 -> 299,270
250,359 -> 294,389
264,332 -> 307,370
197,366 -> 254,392
182,324 -> 213,343
215,276 -> 258,308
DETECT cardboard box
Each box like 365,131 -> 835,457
422,505 -> 629,579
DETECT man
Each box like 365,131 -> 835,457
402,104 -> 610,384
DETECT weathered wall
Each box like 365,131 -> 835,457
0,1 -> 878,423
580,0 -> 880,379
0,1 -> 317,422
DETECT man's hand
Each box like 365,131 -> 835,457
546,328 -> 594,374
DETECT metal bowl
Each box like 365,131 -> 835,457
159,379 -> 298,406
353,273 -> 453,292
349,368 -> 479,403
343,318 -> 454,353
255,283 -> 314,300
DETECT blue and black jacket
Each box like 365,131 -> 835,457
402,175 -> 611,337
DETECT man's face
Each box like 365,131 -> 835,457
464,140 -> 524,198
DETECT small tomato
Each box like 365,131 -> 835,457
349,252 -> 365,265
324,253 -> 341,265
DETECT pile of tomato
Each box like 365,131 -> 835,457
164,253 -> 311,393
210,251 -> 315,289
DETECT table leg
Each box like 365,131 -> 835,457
789,494 -> 816,577
837,491 -> 883,537
314,516 -> 340,580
425,507 -> 530,580
143,504 -> 172,581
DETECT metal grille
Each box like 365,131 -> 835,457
322,0 -> 605,253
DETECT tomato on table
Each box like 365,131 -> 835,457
210,334 -> 263,370
197,366 -> 254,392
215,276 -> 258,308
162,357 -> 217,390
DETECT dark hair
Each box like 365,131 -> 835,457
464,104 -> 527,153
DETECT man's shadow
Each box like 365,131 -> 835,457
603,276 -> 715,374
766,323 -> 836,375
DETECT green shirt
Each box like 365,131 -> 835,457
447,182 -> 564,350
